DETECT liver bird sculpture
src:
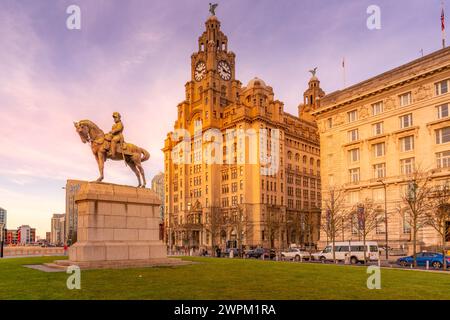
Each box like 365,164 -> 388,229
209,3 -> 218,15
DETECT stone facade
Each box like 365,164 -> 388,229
65,179 -> 87,245
163,14 -> 322,253
313,47 -> 450,252
50,213 -> 65,246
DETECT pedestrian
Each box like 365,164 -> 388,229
63,243 -> 68,256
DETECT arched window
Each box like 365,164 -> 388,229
303,155 -> 307,164
310,158 -> 314,166
287,151 -> 292,160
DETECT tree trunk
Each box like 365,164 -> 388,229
443,227 -> 447,270
363,233 -> 367,264
413,227 -> 417,267
332,234 -> 336,263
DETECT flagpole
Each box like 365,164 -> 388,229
442,0 -> 446,48
342,57 -> 346,89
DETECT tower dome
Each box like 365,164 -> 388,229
246,77 -> 267,89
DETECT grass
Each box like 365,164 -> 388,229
0,256 -> 450,299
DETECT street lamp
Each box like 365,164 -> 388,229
0,223 -> 5,258
377,179 -> 389,260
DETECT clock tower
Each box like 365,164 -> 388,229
184,12 -> 240,128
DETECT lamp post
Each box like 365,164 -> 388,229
378,179 -> 388,260
0,223 -> 5,258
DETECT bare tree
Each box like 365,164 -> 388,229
204,206 -> 225,256
265,206 -> 282,256
321,186 -> 347,263
226,205 -> 252,257
286,211 -> 303,247
351,198 -> 386,263
426,181 -> 450,268
304,210 -> 318,256
399,169 -> 434,267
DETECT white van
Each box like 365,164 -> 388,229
312,241 -> 379,264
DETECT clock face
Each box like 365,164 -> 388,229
194,61 -> 206,81
218,61 -> 231,81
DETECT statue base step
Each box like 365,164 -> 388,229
49,257 -> 191,270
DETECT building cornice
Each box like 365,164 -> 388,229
313,47 -> 450,116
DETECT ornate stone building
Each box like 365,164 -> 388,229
163,13 -> 322,253
313,47 -> 450,252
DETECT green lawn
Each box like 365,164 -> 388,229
0,256 -> 449,299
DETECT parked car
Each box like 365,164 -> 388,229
281,248 -> 310,261
221,248 -> 240,257
245,248 -> 275,259
311,241 -> 379,264
396,252 -> 450,269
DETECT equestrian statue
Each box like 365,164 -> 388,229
74,112 -> 150,187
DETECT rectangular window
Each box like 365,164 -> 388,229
437,104 -> 449,119
372,101 -> 383,115
436,151 -> 450,168
400,158 -> 415,175
435,79 -> 449,96
348,110 -> 358,122
373,142 -> 385,157
436,127 -> 450,144
349,168 -> 360,183
403,212 -> 411,234
348,148 -> 360,162
400,114 -> 413,129
373,163 -> 386,179
348,129 -> 359,142
400,135 -> 414,152
372,122 -> 384,136
399,92 -> 412,107
327,118 -> 333,129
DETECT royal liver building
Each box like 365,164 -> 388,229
163,11 -> 323,254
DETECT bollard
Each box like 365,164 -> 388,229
426,260 -> 429,270
300,255 -> 303,263
378,258 -> 381,267
410,263 -> 413,269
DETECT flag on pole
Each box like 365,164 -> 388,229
442,0 -> 446,48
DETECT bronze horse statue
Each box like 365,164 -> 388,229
74,120 -> 150,187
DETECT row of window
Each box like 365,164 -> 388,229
347,107 -> 448,142
347,127 -> 449,165
348,151 -> 449,183
221,181 -> 243,194
349,158 -> 415,182
326,78 -> 449,129
287,152 -> 320,166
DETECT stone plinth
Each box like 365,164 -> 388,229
52,181 -> 184,270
